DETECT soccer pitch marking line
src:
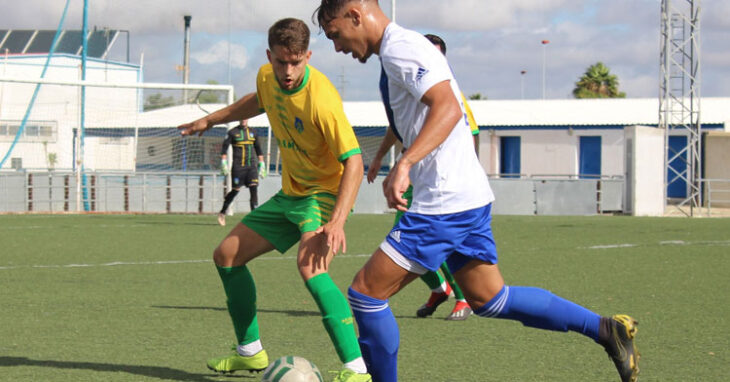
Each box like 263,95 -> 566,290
0,253 -> 372,271
583,239 -> 730,250
1,223 -> 167,231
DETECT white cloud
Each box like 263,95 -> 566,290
1,0 -> 727,100
193,40 -> 248,69
395,0 -> 574,31
0,0 -> 324,33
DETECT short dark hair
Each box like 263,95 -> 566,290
268,18 -> 310,54
314,0 -> 376,27
424,34 -> 446,55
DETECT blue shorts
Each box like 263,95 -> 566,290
380,204 -> 498,274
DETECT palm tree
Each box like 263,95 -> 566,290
573,62 -> 626,98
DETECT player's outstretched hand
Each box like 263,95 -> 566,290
177,118 -> 211,137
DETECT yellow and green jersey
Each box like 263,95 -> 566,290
256,64 -> 361,197
461,93 -> 479,136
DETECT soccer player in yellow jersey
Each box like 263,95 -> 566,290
177,18 -> 371,382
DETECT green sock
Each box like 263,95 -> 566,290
305,273 -> 361,363
216,265 -> 260,346
440,262 -> 466,300
420,270 -> 445,290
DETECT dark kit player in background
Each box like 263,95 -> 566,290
218,119 -> 266,226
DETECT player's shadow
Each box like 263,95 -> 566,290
0,356 -> 247,381
151,305 -> 320,317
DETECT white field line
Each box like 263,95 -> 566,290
586,244 -> 637,249
584,240 -> 730,250
0,253 -> 372,271
1,224 -> 155,231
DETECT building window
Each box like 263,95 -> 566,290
0,121 -> 57,142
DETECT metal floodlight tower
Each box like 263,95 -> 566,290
659,0 -> 702,216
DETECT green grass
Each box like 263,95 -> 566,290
0,213 -> 728,381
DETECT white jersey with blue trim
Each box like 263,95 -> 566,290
379,23 -> 494,214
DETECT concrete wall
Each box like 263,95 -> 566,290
624,125 -> 665,216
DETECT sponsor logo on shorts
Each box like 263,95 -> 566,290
389,230 -> 401,243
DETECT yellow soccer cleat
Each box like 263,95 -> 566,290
601,314 -> 640,382
331,368 -> 373,382
206,349 -> 269,374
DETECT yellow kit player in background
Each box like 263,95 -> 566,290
177,18 -> 371,382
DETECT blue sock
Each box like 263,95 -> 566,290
474,285 -> 601,341
347,287 -> 398,382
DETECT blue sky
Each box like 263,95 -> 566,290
2,0 -> 728,101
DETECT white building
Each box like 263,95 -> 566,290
0,53 -> 141,171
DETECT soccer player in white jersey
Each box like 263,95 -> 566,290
315,1 -> 640,382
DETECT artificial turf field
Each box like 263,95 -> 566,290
0,213 -> 728,381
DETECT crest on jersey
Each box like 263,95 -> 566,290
294,117 -> 304,133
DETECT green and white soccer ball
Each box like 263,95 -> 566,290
261,356 -> 323,382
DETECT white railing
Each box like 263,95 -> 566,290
700,178 -> 730,217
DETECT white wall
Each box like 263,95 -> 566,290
625,125 -> 665,216
478,128 -> 625,177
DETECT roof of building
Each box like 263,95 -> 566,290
89,97 -> 730,130
467,98 -> 730,127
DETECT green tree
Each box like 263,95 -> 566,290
144,93 -> 175,111
573,62 -> 626,99
196,80 -> 224,104
468,92 -> 487,100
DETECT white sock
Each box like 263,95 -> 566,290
237,340 -> 263,356
432,281 -> 449,294
344,357 -> 367,374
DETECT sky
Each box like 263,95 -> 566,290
1,0 -> 729,102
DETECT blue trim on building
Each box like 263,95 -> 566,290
478,123 -> 724,131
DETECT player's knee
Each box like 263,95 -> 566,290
350,269 -> 381,299
296,260 -> 327,281
213,242 -> 237,266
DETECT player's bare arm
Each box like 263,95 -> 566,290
315,153 -> 364,255
366,128 -> 397,183
177,92 -> 261,136
384,80 -> 462,210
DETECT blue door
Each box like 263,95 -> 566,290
579,136 -> 601,179
667,135 -> 687,198
500,136 -> 521,178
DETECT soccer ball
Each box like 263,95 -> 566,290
261,356 -> 323,382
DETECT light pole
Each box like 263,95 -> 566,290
520,70 -> 527,99
541,39 -> 549,99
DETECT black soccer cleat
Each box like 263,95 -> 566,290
416,283 -> 454,318
600,314 -> 640,382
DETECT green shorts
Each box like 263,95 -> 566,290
242,190 -> 336,253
